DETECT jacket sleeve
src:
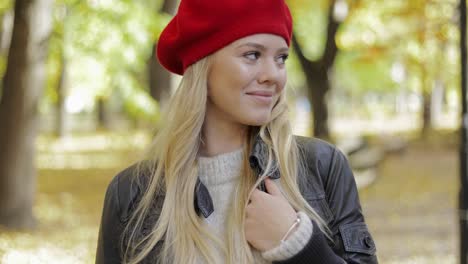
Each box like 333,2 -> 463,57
96,174 -> 125,264
275,140 -> 378,264
323,147 -> 378,263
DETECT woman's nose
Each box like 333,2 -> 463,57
257,59 -> 281,85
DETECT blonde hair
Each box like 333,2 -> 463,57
122,56 -> 330,264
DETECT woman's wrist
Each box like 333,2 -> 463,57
280,214 -> 301,243
262,211 -> 314,261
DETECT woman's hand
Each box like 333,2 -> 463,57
244,178 -> 298,251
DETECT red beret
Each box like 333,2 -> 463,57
156,0 -> 293,75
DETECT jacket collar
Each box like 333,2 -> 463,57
194,134 -> 281,218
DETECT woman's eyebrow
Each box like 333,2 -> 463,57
236,42 -> 289,53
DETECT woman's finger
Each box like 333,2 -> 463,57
265,178 -> 282,197
249,188 -> 267,201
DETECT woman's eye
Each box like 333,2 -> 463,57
244,51 -> 260,60
278,54 -> 289,64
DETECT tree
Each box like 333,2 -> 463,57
292,0 -> 341,140
51,3 -> 69,137
0,0 -> 53,229
334,0 -> 457,138
55,50 -> 67,136
59,0 -> 161,127
147,0 -> 178,105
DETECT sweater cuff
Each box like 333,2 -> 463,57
271,218 -> 344,264
261,211 -> 313,261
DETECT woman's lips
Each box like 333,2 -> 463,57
246,92 -> 274,105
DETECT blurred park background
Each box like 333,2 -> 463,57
0,0 -> 462,263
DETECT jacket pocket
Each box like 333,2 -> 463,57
304,193 -> 334,224
339,222 -> 376,255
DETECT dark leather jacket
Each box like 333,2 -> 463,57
96,136 -> 378,263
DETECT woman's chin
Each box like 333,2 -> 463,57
242,115 -> 272,127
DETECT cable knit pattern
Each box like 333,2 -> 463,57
261,211 -> 313,261
197,148 -> 313,263
198,148 -> 244,186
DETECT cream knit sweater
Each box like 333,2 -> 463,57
197,148 -> 313,263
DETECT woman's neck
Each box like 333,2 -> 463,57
200,110 -> 248,157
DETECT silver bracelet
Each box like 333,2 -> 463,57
280,216 -> 301,244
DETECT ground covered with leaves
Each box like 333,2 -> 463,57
360,136 -> 457,264
0,132 -> 459,263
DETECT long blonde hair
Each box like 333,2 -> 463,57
122,56 -> 330,264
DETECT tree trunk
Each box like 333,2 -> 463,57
55,52 -> 67,137
0,0 -> 53,229
161,0 -> 178,13
420,62 -> 433,138
147,0 -> 178,105
97,97 -> 111,130
291,1 -> 339,140
421,88 -> 432,138
148,43 -> 171,103
309,75 -> 330,140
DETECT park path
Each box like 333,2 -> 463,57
360,142 -> 457,263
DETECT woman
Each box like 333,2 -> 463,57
96,0 -> 378,263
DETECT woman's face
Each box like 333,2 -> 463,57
206,33 -> 289,127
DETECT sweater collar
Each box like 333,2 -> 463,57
194,134 -> 280,218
